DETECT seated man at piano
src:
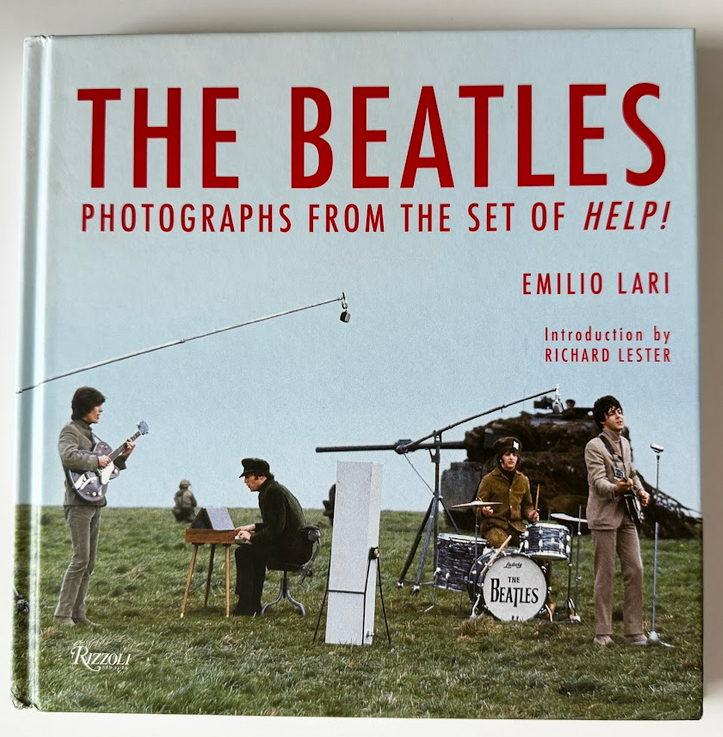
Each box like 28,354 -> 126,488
476,437 -> 539,548
232,458 -> 308,616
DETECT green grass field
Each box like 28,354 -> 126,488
13,506 -> 703,719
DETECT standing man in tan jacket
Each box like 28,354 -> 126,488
585,395 -> 650,646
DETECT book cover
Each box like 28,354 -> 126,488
13,30 -> 702,719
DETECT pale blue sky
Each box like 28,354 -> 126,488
17,30 -> 700,515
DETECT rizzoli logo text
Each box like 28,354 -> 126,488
71,643 -> 131,672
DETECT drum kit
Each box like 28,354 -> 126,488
434,500 -> 587,622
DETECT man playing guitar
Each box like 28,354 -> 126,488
54,386 -> 136,627
584,395 -> 650,647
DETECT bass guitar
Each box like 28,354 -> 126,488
66,421 -> 148,502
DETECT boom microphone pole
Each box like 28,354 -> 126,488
18,293 -> 349,393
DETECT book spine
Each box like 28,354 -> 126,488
13,34 -> 53,711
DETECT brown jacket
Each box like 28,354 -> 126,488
585,430 -> 644,531
476,466 -> 533,534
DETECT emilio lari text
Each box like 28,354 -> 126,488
523,271 -> 669,296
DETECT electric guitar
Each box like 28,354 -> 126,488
612,466 -> 644,526
66,421 -> 148,502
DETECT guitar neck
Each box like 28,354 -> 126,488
107,430 -> 141,462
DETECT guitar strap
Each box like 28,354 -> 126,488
597,433 -> 624,474
598,433 -> 644,525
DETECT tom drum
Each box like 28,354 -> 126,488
435,533 -> 487,592
520,522 -> 571,561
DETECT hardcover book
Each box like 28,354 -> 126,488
13,30 -> 702,720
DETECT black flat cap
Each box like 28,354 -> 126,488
239,457 -> 270,478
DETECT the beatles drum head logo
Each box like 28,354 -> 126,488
481,553 -> 547,621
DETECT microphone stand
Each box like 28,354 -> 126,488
316,386 -> 558,595
560,505 -> 584,624
648,448 -> 673,647
572,509 -> 583,621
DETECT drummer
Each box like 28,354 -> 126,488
476,437 -> 539,547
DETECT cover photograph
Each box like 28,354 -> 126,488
12,30 -> 702,720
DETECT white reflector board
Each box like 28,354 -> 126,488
325,461 -> 383,645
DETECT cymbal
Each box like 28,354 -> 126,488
551,512 -> 588,524
452,500 -> 503,509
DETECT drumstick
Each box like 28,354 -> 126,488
535,484 -> 540,512
470,535 -> 513,619
479,535 -> 512,576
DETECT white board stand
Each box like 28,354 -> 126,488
324,461 -> 383,646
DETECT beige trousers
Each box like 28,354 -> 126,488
54,505 -> 102,619
591,519 -> 644,637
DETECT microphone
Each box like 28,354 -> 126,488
650,443 -> 664,454
340,292 -> 351,323
394,439 -> 413,454
552,386 -> 564,413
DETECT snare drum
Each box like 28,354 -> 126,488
467,550 -> 547,621
520,522 -> 571,561
435,533 -> 487,592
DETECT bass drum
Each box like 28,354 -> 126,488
467,550 -> 547,621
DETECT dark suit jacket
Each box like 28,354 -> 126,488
251,477 -> 308,564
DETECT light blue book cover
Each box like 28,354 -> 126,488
13,30 -> 701,719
